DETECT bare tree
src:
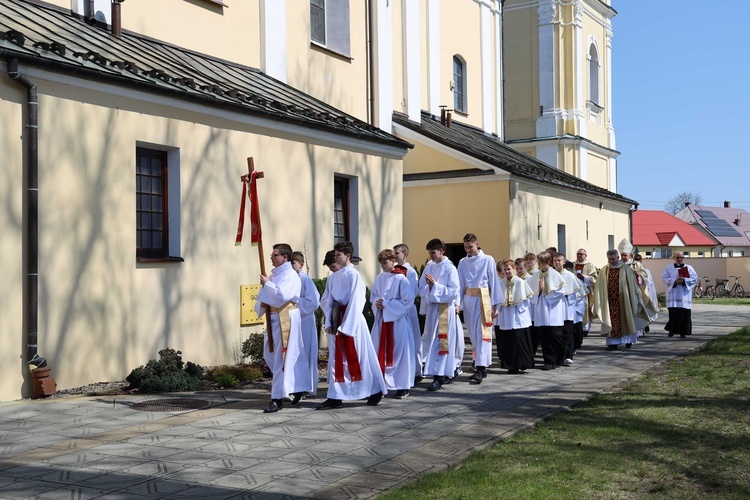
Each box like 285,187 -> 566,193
665,191 -> 703,215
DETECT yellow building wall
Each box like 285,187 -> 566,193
285,2 -> 370,123
44,0 -> 261,69
0,77 -> 402,401
404,179 -> 510,265
502,5 -> 537,140
586,152 -> 609,190
510,181 -> 630,264
0,80 -> 25,402
581,14 -> 610,146
439,1 -> 483,127
401,139 -> 479,175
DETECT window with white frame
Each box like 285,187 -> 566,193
453,55 -> 466,113
310,0 -> 350,57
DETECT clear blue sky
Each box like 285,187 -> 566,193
612,1 -> 750,211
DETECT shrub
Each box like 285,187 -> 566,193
215,374 -> 240,388
204,365 -> 263,384
241,333 -> 265,363
126,348 -> 206,393
657,292 -> 666,307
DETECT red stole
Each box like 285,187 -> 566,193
377,266 -> 408,374
333,304 -> 363,383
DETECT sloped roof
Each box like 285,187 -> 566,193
632,210 -> 715,246
0,0 -> 410,151
674,204 -> 750,247
394,112 -> 636,205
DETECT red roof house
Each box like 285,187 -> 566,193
632,210 -> 715,258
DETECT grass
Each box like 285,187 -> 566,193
694,297 -> 750,306
380,326 -> 750,499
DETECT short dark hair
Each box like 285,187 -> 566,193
322,250 -> 335,266
291,251 -> 305,264
273,243 -> 293,261
393,243 -> 409,254
334,241 -> 354,257
514,257 -> 526,266
463,233 -> 478,243
563,260 -> 574,270
425,238 -> 446,251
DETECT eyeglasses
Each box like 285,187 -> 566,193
270,253 -> 282,258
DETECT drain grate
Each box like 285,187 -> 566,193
131,398 -> 211,412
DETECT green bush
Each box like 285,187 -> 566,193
205,365 -> 262,383
657,292 -> 666,307
241,333 -> 265,363
126,348 -> 206,393
215,374 -> 240,388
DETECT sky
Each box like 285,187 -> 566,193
612,1 -> 750,212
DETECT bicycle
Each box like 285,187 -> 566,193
716,276 -> 744,298
693,276 -> 714,299
727,275 -> 745,298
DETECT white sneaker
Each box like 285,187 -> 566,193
563,358 -> 573,366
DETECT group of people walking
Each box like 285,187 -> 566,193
254,235 -> 698,413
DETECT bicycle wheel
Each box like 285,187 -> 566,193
693,286 -> 703,299
734,285 -> 744,298
715,284 -> 728,298
706,286 -> 715,300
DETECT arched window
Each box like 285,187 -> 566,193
453,55 -> 466,113
588,44 -> 599,105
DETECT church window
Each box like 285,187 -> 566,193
453,55 -> 466,113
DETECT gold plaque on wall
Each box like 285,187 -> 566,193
240,284 -> 263,326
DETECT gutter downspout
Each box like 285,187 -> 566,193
367,0 -> 376,126
6,59 -> 39,365
629,202 -> 638,246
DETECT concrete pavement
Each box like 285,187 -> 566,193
1,303 -> 748,499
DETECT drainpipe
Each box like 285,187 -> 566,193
6,59 -> 39,365
629,202 -> 638,244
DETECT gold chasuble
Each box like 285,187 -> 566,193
594,264 -> 650,338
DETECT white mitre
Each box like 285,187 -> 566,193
617,238 -> 633,255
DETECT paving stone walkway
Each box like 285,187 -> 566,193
1,304 -> 748,499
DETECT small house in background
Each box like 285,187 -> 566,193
632,210 -> 715,259
674,202 -> 750,257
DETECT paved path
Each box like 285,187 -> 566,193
1,304 -> 748,499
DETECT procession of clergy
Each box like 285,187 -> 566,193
255,235 -> 697,413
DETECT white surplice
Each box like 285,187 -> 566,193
296,271 -> 320,395
458,250 -> 501,368
419,258 -> 460,378
254,261 -> 302,400
370,271 -> 416,391
403,262 -> 423,377
320,264 -> 388,400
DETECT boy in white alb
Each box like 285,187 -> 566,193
393,243 -> 423,383
371,249 -> 416,399
289,251 -> 321,404
419,238 -> 460,391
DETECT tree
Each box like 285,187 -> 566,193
665,191 -> 703,215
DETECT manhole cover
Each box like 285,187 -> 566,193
131,398 -> 211,412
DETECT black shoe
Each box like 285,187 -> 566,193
394,390 -> 409,399
667,332 -> 674,338
291,392 -> 304,405
606,345 -> 619,351
263,400 -> 282,413
541,364 -> 556,370
469,372 -> 483,383
414,376 -> 424,385
680,334 -> 686,338
644,326 -> 650,333
508,369 -> 520,374
367,392 -> 383,406
426,380 -> 442,391
441,375 -> 452,385
315,398 -> 343,410
625,343 -> 632,349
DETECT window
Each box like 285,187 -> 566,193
310,0 -> 350,57
334,177 -> 350,244
698,251 -> 704,258
453,55 -> 466,113
645,252 -> 652,258
588,44 -> 600,105
136,146 -> 182,262
683,251 -> 690,258
137,148 -> 168,258
557,224 -> 566,257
